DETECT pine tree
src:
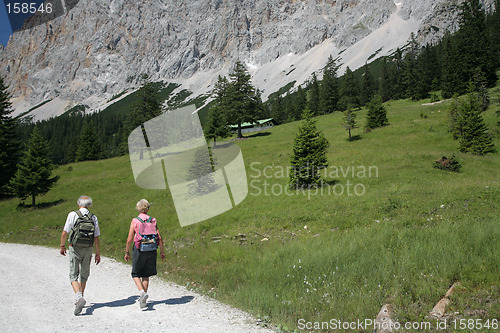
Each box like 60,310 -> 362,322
130,76 -> 163,125
289,109 -> 329,189
414,44 -> 437,99
307,72 -> 321,115
0,77 -> 19,196
441,34 -> 461,99
186,146 -> 218,197
391,48 -> 405,100
450,83 -> 495,155
270,94 -> 288,124
402,34 -> 420,100
379,57 -> 393,102
470,67 -> 490,111
366,94 -> 389,130
487,0 -> 500,73
343,107 -> 358,141
121,76 -> 163,154
338,67 -> 359,111
319,55 -> 340,114
212,75 -> 230,110
361,62 -> 375,105
9,127 -> 59,206
75,121 -> 104,161
209,75 -> 233,141
404,34 -> 436,101
291,86 -> 307,120
456,0 -> 491,90
225,61 -> 262,138
205,106 -> 230,147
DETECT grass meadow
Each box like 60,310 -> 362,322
1,91 -> 499,331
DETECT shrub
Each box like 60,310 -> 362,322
433,154 -> 462,172
430,91 -> 441,103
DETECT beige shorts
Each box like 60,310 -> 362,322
69,245 -> 93,283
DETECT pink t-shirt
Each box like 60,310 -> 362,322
132,213 -> 157,249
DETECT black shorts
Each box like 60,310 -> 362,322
131,244 -> 157,278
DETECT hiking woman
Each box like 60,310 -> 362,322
124,199 -> 165,309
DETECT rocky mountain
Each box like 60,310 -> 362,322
0,0 -> 495,120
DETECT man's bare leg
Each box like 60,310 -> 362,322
72,280 -> 87,315
80,281 -> 87,296
71,281 -> 87,295
71,280 -> 80,293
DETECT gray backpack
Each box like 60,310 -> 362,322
69,211 -> 95,247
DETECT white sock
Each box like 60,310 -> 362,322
75,292 -> 83,302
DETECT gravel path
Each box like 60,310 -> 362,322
0,243 -> 274,333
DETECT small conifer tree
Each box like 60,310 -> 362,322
343,107 -> 358,141
75,121 -> 104,161
366,94 -> 389,130
186,146 -> 218,197
9,128 -> 59,206
289,109 -> 329,189
450,84 -> 495,155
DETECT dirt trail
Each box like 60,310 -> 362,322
0,243 -> 274,333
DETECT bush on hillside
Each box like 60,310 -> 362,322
433,154 -> 462,172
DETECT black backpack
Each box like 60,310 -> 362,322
69,211 -> 96,247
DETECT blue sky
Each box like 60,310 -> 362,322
1,3 -> 13,46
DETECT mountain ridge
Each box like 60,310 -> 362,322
0,0 -> 495,120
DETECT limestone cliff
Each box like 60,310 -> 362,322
0,0 -> 494,119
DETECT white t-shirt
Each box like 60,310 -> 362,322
63,207 -> 101,237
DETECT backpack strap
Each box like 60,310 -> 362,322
135,216 -> 152,224
135,216 -> 155,237
75,210 -> 93,219
73,211 -> 84,231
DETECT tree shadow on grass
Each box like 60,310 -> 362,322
143,295 -> 195,311
83,296 -> 139,315
16,199 -> 65,210
346,135 -> 362,142
245,131 -> 272,138
321,179 -> 339,187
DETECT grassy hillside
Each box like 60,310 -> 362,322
1,91 -> 499,331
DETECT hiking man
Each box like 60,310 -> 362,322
60,195 -> 101,315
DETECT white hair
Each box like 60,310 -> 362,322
77,196 -> 93,208
136,199 -> 150,213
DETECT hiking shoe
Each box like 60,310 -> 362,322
139,292 -> 149,309
74,297 -> 86,315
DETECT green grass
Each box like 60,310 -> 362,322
1,91 -> 499,331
